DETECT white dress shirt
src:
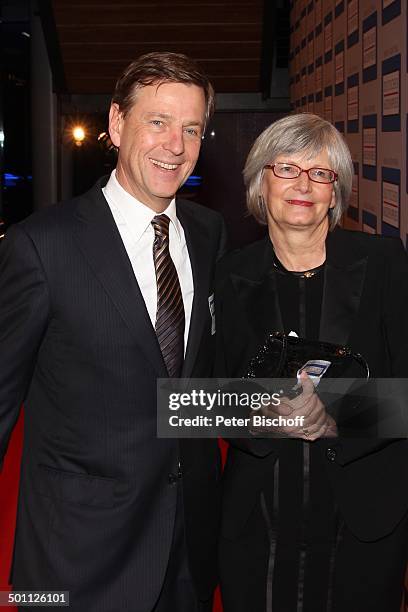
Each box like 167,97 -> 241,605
102,170 -> 194,354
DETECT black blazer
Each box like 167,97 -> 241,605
215,228 -> 408,543
0,178 -> 226,611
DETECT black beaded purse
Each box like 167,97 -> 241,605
244,331 -> 369,382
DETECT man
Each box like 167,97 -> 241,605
0,52 -> 226,611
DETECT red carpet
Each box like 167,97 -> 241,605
0,410 -> 23,610
213,438 -> 229,612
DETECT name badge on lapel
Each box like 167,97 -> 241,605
208,294 -> 215,335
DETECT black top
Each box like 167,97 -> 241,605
272,250 -> 324,340
264,249 -> 337,611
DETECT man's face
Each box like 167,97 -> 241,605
109,81 -> 206,211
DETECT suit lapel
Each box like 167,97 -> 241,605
73,181 -> 167,377
177,201 -> 212,377
319,228 -> 368,345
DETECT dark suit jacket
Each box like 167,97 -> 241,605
215,228 -> 408,543
0,178 -> 226,611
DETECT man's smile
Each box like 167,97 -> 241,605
149,158 -> 180,171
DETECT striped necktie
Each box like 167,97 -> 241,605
151,214 -> 185,377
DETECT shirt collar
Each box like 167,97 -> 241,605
104,169 -> 182,244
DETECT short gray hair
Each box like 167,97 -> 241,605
244,113 -> 353,230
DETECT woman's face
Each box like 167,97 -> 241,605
262,149 -> 336,233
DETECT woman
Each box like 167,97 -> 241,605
215,113 -> 408,612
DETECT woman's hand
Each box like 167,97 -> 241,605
253,371 -> 338,441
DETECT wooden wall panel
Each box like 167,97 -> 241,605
290,0 -> 407,243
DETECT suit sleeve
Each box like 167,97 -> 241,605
321,237 -> 408,466
216,216 -> 228,263
0,224 -> 50,468
382,238 -> 408,375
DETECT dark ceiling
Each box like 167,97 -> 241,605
48,0 -> 268,95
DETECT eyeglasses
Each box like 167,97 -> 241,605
265,162 -> 338,184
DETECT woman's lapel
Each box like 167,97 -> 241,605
230,237 -> 284,343
319,228 -> 368,345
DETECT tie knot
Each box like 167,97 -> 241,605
152,214 -> 170,239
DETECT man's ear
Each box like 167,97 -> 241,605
108,103 -> 123,148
